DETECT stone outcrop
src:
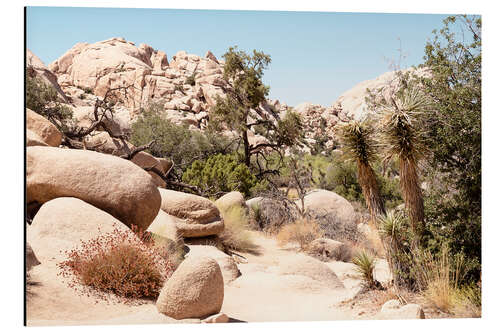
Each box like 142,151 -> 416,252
156,256 -> 224,319
333,67 -> 430,120
48,38 -> 229,131
26,146 -> 161,230
158,189 -> 224,238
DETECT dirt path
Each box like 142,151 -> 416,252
27,231 -> 388,325
221,231 -> 383,322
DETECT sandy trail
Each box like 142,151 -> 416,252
27,231 -> 383,325
221,231 -> 364,322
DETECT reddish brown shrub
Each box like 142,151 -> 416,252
58,224 -> 174,301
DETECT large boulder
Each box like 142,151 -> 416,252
186,245 -> 241,284
156,256 -> 224,319
377,300 -> 425,319
215,191 -> 246,212
27,197 -> 134,263
26,109 -> 62,147
158,189 -> 224,238
26,146 -> 161,230
300,189 -> 357,226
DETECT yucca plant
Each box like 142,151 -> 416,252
337,120 -> 386,222
377,210 -> 414,289
352,250 -> 378,289
376,85 -> 430,242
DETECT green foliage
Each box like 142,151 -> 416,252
337,120 -> 378,165
26,74 -> 73,131
211,46 -> 304,169
130,101 -> 234,169
352,250 -> 377,288
417,15 -> 481,283
182,154 -> 259,198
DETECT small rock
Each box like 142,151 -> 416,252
202,313 -> 229,323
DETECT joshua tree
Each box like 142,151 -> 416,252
337,120 -> 386,222
376,85 -> 430,241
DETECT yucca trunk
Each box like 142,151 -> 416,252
357,160 -> 386,221
399,156 -> 425,239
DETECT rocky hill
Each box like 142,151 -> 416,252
27,37 -> 425,150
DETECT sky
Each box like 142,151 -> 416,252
26,7 -> 451,106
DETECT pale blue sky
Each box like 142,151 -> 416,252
26,7 -> 451,106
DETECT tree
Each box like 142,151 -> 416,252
210,46 -> 304,173
337,120 -> 386,221
375,85 -> 430,241
418,15 -> 481,282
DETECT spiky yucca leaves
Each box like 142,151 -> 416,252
377,210 -> 414,289
377,86 -> 430,240
352,250 -> 378,289
337,120 -> 386,221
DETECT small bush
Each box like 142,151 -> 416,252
217,205 -> 259,253
58,225 -> 174,301
253,197 -> 299,233
276,219 -> 324,251
312,210 -> 362,243
352,250 -> 378,289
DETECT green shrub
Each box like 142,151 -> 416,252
26,75 -> 73,131
182,154 -> 258,197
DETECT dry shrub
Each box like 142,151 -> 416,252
217,205 -> 259,253
253,197 -> 298,233
58,225 -> 174,301
276,219 -> 324,251
312,210 -> 362,243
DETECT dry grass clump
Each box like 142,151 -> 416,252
217,204 -> 259,253
276,218 -> 324,251
58,225 -> 174,301
414,246 -> 481,317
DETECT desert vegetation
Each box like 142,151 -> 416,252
25,12 -> 481,325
